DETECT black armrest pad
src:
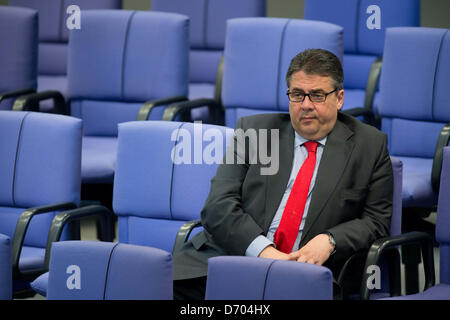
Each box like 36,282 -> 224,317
173,219 -> 202,253
11,202 -> 77,279
431,123 -> 450,192
137,95 -> 188,121
162,98 -> 220,122
0,88 -> 36,103
12,90 -> 67,115
360,232 -> 435,299
43,205 -> 115,268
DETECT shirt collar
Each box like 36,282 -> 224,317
294,131 -> 328,148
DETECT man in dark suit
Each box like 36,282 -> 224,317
173,49 -> 393,299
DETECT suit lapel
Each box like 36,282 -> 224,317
262,120 -> 294,233
300,119 -> 355,244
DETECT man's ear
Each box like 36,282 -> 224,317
336,89 -> 344,111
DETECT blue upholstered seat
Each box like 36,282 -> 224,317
9,0 -> 122,112
379,27 -> 450,209
380,147 -> 450,300
0,234 -> 12,300
31,120 -> 234,296
114,121 -> 234,252
67,10 -> 189,184
0,110 -> 82,296
304,0 -> 420,113
152,0 -> 266,121
45,241 -> 172,300
0,6 -> 37,110
206,256 -> 333,300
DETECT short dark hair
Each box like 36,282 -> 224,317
285,49 -> 343,91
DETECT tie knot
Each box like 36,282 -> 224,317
303,141 -> 318,153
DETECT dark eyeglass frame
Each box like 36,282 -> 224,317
286,88 -> 338,103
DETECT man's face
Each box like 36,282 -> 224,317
288,70 -> 344,140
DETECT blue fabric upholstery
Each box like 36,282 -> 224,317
304,0 -> 420,111
65,10 -> 189,183
0,111 -> 81,295
0,6 -> 37,110
114,121 -> 234,252
206,256 -> 333,300
0,234 -> 12,300
152,0 -> 266,121
221,18 -> 344,127
46,241 -> 172,300
9,1 -> 122,99
379,27 -> 450,208
383,147 -> 450,299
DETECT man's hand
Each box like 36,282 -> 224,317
258,245 -> 291,260
288,233 -> 335,265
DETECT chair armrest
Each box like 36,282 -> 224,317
11,202 -> 77,280
341,106 -> 377,127
173,219 -> 202,253
0,88 -> 36,103
363,56 -> 382,110
162,98 -> 223,124
136,95 -> 188,121
431,123 -> 450,193
360,231 -> 435,300
12,90 -> 67,115
43,205 -> 115,269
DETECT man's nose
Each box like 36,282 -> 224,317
300,96 -> 315,109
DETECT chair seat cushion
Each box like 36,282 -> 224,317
82,136 -> 118,184
30,271 -> 48,296
19,246 -> 45,271
188,83 -> 215,122
381,284 -> 450,300
397,156 -> 437,208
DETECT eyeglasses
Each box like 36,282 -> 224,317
286,88 -> 337,103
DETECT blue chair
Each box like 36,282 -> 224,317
152,0 -> 266,122
31,120 -> 234,296
0,6 -> 37,110
206,256 -> 333,300
9,0 -> 123,112
0,233 -> 12,300
304,0 -> 420,124
364,147 -> 450,300
379,27 -> 450,210
14,10 -> 190,188
0,110 -> 82,296
45,241 -> 172,300
373,26 -> 450,294
162,17 -> 344,128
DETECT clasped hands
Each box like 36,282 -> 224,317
258,233 -> 335,266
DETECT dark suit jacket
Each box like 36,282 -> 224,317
173,112 -> 393,281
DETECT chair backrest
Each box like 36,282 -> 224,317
152,0 -> 266,88
205,256 -> 333,300
9,0 -> 122,77
46,241 -> 172,299
0,6 -> 38,110
113,121 -> 234,252
221,18 -> 343,128
378,27 -> 450,160
436,147 -> 450,284
0,233 -> 12,300
68,10 -> 189,136
304,0 -> 420,110
0,111 -> 81,248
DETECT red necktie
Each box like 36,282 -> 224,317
274,141 -> 318,254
